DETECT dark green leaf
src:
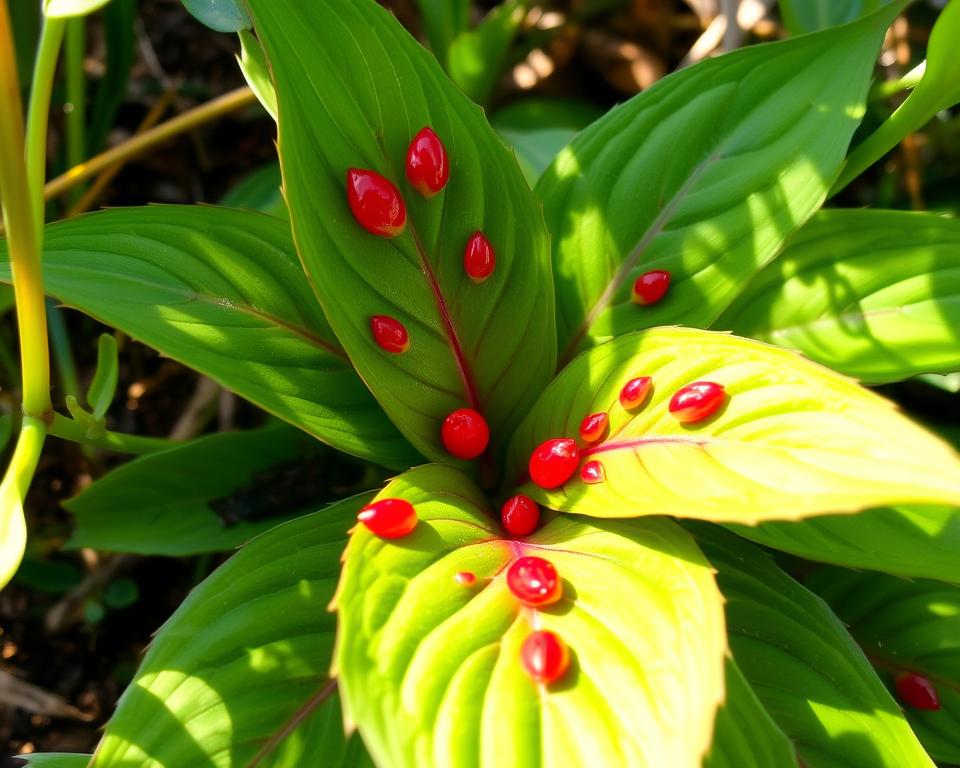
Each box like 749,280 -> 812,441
13,558 -> 82,594
247,0 -> 556,463
414,0 -> 470,68
538,3 -> 904,363
695,525 -> 935,768
0,205 -> 419,469
103,578 -> 138,609
730,505 -> 960,583
180,0 -> 250,32
810,569 -> 960,763
716,209 -> 960,384
218,161 -> 285,218
448,0 -> 526,105
65,424 -> 372,556
92,496 -> 371,767
778,0 -> 891,35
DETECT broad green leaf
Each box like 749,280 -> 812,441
92,495 -> 371,767
810,569 -> 960,763
695,526 -> 936,768
86,333 -> 118,420
778,0 -> 889,35
335,464 -> 726,768
18,756 -> 91,768
217,161 -> 286,218
179,0 -> 250,33
716,209 -> 960,384
0,206 -> 419,469
44,0 -> 110,18
448,0 -> 526,106
414,0 -> 471,68
236,29 -> 277,122
64,424 -> 371,556
730,504 -> 960,583
492,98 -> 604,186
506,328 -> 960,523
537,4 -> 904,363
704,658 -> 799,768
247,0 -> 556,463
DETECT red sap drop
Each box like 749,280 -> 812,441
895,672 -> 941,710
454,571 -> 477,586
357,498 -> 417,539
440,408 -> 489,460
464,232 -> 496,282
405,126 -> 449,197
346,168 -> 406,237
501,494 -> 540,537
669,381 -> 726,424
507,556 -> 562,606
631,269 -> 670,305
528,438 -> 579,489
580,460 -> 605,484
370,315 -> 409,354
619,376 -> 652,410
579,412 -> 608,444
521,630 -> 570,684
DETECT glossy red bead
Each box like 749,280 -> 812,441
669,381 -> 726,424
405,126 -> 449,197
357,498 -> 417,539
501,494 -> 540,537
620,376 -> 652,410
463,231 -> 496,282
631,269 -> 671,305
455,571 -> 477,586
521,630 -> 570,685
346,168 -> 406,237
580,460 -> 605,484
370,315 -> 409,354
895,672 -> 941,710
579,412 -> 608,444
441,408 -> 489,460
507,556 -> 562,606
528,438 -> 579,489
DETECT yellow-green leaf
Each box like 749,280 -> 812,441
507,328 -> 960,523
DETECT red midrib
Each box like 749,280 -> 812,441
581,435 -> 708,458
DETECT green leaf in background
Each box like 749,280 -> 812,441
92,496 -> 371,767
448,0 -> 526,106
247,0 -> 556,464
43,0 -> 111,18
179,0 -> 250,33
537,3 -> 904,363
0,205 -> 419,469
17,755 -> 91,768
717,209 -> 960,384
778,0 -> 889,35
236,29 -> 277,122
335,464 -> 725,768
492,98 -> 603,186
65,424 -> 373,556
810,569 -> 960,763
217,161 -> 285,218
414,0 -> 470,68
730,504 -> 960,583
87,0 -> 135,154
695,526 -> 936,768
703,658 -> 799,768
507,328 -> 960,523
86,333 -> 118,420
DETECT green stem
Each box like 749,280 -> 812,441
64,16 -> 86,205
48,412 -> 174,455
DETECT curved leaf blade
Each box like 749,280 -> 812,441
507,328 -> 960,523
17,756 -> 91,768
716,209 -> 960,383
730,504 -> 960,583
778,0 -> 890,35
810,569 -> 960,763
334,464 -> 726,768
92,496 -> 371,767
246,0 -> 556,463
696,526 -> 935,768
0,206 -> 419,469
538,3 -> 904,362
179,0 -> 250,32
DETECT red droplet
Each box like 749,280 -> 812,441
579,412 -> 608,444
669,381 -> 726,424
529,438 -> 579,489
521,629 -> 570,685
580,460 -> 605,484
501,494 -> 540,537
357,498 -> 417,539
370,315 -> 409,354
455,571 -> 477,586
405,126 -> 449,197
507,556 -> 562,606
346,168 -> 406,237
631,269 -> 671,305
895,672 -> 941,710
464,232 -> 496,282
620,376 -> 652,409
441,408 -> 490,460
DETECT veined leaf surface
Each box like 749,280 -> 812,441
717,209 -> 960,383
0,206 -> 419,469
537,3 -> 904,362
246,0 -> 556,463
810,569 -> 960,763
92,496 -> 372,767
334,464 -> 725,768
778,0 -> 890,35
696,526 -> 936,768
507,328 -> 960,523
